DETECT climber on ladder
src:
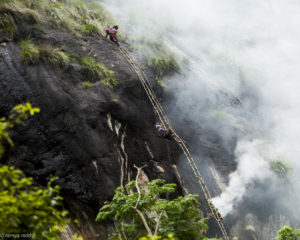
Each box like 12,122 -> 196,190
106,25 -> 120,46
207,200 -> 223,222
156,123 -> 174,140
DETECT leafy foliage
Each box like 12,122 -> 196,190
0,103 -> 40,157
139,233 -> 177,240
277,226 -> 300,240
96,179 -> 217,240
0,166 -> 68,239
81,56 -> 117,88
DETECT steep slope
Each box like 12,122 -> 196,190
0,10 -> 184,240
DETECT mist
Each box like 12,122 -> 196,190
100,0 -> 300,232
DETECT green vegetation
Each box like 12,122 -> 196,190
96,175 -> 219,240
82,81 -> 92,87
81,56 -> 117,88
79,22 -> 100,36
270,159 -> 291,178
0,0 -> 114,38
148,55 -> 180,78
39,44 -> 70,66
20,39 -> 70,66
0,166 -> 68,239
19,40 -> 116,88
0,103 -> 40,157
139,234 -> 177,240
211,110 -> 228,120
20,39 -> 40,64
157,77 -> 165,87
129,38 -> 182,84
0,13 -> 17,40
277,226 -> 300,240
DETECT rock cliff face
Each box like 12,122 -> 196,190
0,22 -> 184,239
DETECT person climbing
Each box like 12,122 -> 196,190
155,124 -> 174,140
106,25 -> 120,46
207,200 -> 223,222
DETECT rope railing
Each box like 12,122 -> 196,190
118,45 -> 229,240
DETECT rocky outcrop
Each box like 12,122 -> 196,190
0,23 -> 183,239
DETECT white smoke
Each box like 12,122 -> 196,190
100,0 -> 300,223
213,140 -> 273,216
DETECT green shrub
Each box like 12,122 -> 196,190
157,77 -> 165,87
0,166 -> 68,239
97,178 -> 218,240
20,39 -> 40,64
0,13 -> 17,40
276,226 -> 300,240
39,44 -> 70,66
148,55 -> 180,78
20,39 -> 69,66
82,81 -> 92,87
78,22 -> 100,35
0,0 -> 43,24
81,56 -> 117,88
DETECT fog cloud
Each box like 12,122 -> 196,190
100,0 -> 300,227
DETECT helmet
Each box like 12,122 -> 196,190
113,25 -> 118,30
156,124 -> 161,129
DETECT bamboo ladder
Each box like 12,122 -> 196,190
118,46 -> 230,240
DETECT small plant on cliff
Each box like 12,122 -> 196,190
82,81 -> 92,87
270,159 -> 291,179
78,22 -> 100,36
20,39 -> 40,64
148,55 -> 180,78
276,225 -> 300,240
81,56 -> 117,88
0,13 -> 17,41
20,39 -> 70,66
96,166 -> 218,240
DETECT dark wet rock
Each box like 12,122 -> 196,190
0,23 -> 183,239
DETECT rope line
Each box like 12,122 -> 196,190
119,46 -> 229,240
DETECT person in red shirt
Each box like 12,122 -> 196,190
106,25 -> 119,46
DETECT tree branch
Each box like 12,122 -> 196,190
154,210 -> 164,236
133,207 -> 153,237
134,164 -> 146,209
132,165 -> 154,237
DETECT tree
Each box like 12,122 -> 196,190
277,226 -> 300,240
0,166 -> 68,239
96,166 -> 220,240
